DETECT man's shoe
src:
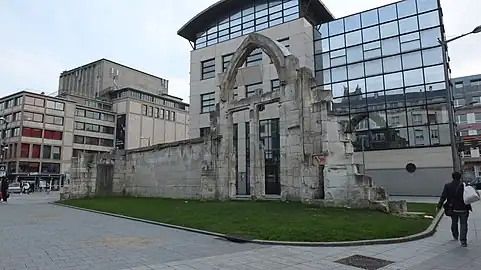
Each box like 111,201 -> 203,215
453,235 -> 458,240
461,242 -> 468,247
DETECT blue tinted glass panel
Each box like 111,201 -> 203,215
329,19 -> 345,36
416,0 -> 438,13
345,14 -> 361,32
378,4 -> 397,23
418,10 -> 440,30
397,0 -> 417,19
361,9 -> 379,28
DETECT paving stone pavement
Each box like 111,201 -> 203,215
1,194 -> 480,270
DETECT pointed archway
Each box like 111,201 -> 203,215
216,32 -> 299,199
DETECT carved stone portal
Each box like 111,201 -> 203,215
213,32 -> 401,211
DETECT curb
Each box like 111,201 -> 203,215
50,202 -> 445,247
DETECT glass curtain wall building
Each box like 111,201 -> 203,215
313,0 -> 451,152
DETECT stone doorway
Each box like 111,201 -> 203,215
96,163 -> 113,196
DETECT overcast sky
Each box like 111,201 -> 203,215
1,0 -> 480,102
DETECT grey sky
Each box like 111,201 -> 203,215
1,0 -> 480,102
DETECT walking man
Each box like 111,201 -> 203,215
1,177 -> 9,203
437,172 -> 472,247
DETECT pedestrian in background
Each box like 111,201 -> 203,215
437,172 -> 472,247
0,177 -> 9,203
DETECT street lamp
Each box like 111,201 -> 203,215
439,25 -> 481,172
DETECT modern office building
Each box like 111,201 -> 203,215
0,91 -> 77,187
452,74 -> 481,180
178,0 -> 453,196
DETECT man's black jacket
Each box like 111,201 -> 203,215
437,180 -> 472,211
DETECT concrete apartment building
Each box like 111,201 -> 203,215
178,0 -> 452,196
453,74 -> 481,179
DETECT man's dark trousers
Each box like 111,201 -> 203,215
451,211 -> 469,243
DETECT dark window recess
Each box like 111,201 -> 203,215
41,163 -> 60,173
201,92 -> 216,113
200,127 -> 211,137
201,58 -> 216,80
246,49 -> 262,67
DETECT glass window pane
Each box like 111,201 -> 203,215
383,55 -> 402,73
348,63 -> 364,79
422,46 -> 443,66
381,37 -> 400,56
322,53 -> 330,69
399,16 -> 419,34
319,23 -> 328,38
323,70 -> 331,84
401,40 -> 421,52
364,48 -> 381,60
380,21 -> 399,39
330,50 -> 346,66
417,0 -> 438,13
420,27 -> 441,48
331,66 -> 347,82
320,38 -> 330,52
330,34 -> 345,50
349,78 -> 366,94
409,126 -> 430,146
328,19 -> 344,36
344,14 -> 361,32
345,30 -> 362,46
384,72 -> 404,90
402,51 -> 422,70
366,75 -> 384,92
378,4 -> 397,23
362,26 -> 380,43
427,103 -> 448,124
346,45 -> 363,63
397,0 -> 417,19
418,10 -> 440,30
332,82 -> 346,98
424,65 -> 444,83
365,59 -> 383,77
361,9 -> 379,28
404,68 -> 424,86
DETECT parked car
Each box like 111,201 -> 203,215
468,178 -> 481,190
8,182 -> 21,194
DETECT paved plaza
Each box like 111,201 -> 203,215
1,194 -> 480,270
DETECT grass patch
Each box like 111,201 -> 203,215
60,197 -> 437,242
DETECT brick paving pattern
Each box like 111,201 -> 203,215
1,193 -> 480,270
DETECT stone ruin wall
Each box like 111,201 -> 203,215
65,137 -> 219,200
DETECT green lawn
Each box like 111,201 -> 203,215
60,197 -> 437,242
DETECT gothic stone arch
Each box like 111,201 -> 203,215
216,32 -> 300,199
219,32 -> 295,102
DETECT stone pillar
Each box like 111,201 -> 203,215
217,100 -> 233,199
249,105 -> 265,198
227,112 -> 237,198
279,78 -> 304,201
